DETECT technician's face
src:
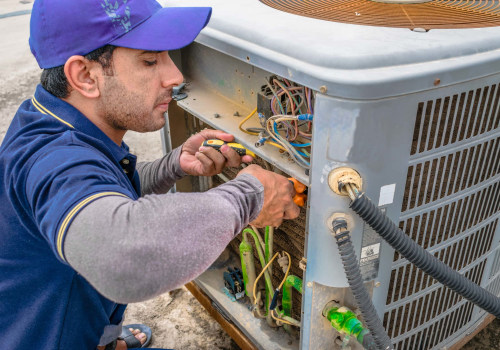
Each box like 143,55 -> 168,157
96,47 -> 183,133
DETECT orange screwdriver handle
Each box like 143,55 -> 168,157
293,193 -> 307,207
288,178 -> 307,207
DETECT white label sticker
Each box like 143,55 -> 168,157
378,183 -> 396,206
360,243 -> 380,265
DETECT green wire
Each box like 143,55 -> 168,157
266,78 -> 285,115
265,226 -> 270,264
242,228 -> 274,311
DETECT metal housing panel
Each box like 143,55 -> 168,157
163,0 -> 500,99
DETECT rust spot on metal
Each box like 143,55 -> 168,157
259,0 -> 500,29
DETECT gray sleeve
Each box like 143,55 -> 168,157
136,145 -> 186,196
64,174 -> 263,304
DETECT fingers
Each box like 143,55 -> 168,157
196,148 -> 224,175
241,154 -> 254,163
283,201 -> 300,220
288,179 -> 296,197
200,141 -> 250,169
220,144 -> 244,167
200,129 -> 234,143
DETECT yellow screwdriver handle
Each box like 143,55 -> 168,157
202,139 -> 256,158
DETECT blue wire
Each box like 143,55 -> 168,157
289,142 -> 311,147
296,150 -> 309,158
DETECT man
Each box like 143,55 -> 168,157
0,1 -> 300,349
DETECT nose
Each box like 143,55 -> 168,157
160,52 -> 184,89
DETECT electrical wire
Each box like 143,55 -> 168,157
252,251 -> 291,311
266,115 -> 310,168
271,310 -> 301,327
273,79 -> 302,115
266,78 -> 285,115
238,108 -> 259,136
266,140 -> 286,151
238,77 -> 314,168
256,251 -> 298,327
250,225 -> 266,252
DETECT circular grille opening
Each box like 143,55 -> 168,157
259,0 -> 500,29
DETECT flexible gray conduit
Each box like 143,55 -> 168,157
350,193 -> 500,318
334,219 -> 393,350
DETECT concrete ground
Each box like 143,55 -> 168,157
0,1 -> 497,349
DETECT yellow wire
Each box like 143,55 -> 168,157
266,141 -> 286,151
271,310 -> 300,327
252,251 -> 292,312
253,252 -> 278,307
237,108 -> 294,154
238,107 -> 259,135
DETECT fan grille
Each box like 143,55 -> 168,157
259,0 -> 500,29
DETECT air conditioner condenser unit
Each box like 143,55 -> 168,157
160,0 -> 500,349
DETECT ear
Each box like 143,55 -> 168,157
64,56 -> 101,99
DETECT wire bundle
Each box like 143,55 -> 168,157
239,77 -> 314,169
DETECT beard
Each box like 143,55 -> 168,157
96,76 -> 169,133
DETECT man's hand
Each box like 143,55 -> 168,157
180,129 -> 253,176
238,165 -> 300,227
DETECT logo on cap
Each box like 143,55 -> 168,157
101,0 -> 132,33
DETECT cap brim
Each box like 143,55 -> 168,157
110,7 -> 212,51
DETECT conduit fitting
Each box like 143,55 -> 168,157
333,217 -> 349,235
322,301 -> 372,349
327,213 -> 354,233
328,167 -> 362,198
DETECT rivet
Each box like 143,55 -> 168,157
214,113 -> 220,118
434,78 -> 441,86
319,85 -> 327,94
375,281 -> 381,288
307,282 -> 313,288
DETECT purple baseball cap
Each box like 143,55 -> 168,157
29,0 -> 212,69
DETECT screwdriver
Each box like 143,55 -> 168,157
201,139 -> 256,158
288,177 -> 307,207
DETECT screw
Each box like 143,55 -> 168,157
434,78 -> 441,86
307,282 -> 313,288
214,113 -> 220,118
319,85 -> 327,94
375,281 -> 381,288
233,111 -> 240,117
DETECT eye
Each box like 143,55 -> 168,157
144,60 -> 157,66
